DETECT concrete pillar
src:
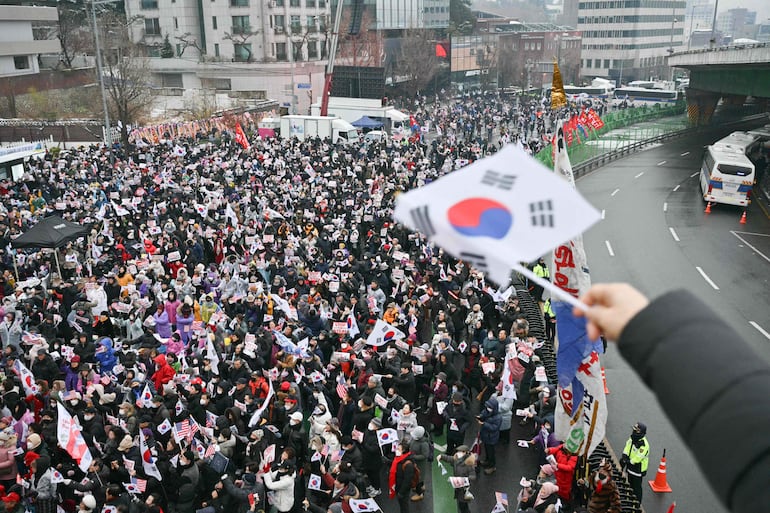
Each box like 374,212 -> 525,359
685,87 -> 721,126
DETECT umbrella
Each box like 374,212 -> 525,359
351,116 -> 384,129
11,215 -> 90,278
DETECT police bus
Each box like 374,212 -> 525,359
700,131 -> 759,207
611,87 -> 678,107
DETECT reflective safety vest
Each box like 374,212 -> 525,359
534,263 -> 550,280
623,437 -> 650,476
543,298 -> 555,318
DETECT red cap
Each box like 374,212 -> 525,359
72,355 -> 81,363
280,382 -> 291,392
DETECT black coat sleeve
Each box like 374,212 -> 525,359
619,289 -> 770,512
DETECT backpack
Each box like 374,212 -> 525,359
402,459 -> 421,490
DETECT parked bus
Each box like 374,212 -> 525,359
612,87 -> 678,107
700,131 -> 759,207
563,78 -> 615,102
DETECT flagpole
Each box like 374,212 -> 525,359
510,262 -> 590,312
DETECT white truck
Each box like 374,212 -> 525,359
310,97 -> 410,134
278,115 -> 360,144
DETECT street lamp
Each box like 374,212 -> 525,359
90,0 -> 117,149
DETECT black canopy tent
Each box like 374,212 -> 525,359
11,215 -> 90,278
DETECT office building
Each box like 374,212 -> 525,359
577,0 -> 686,83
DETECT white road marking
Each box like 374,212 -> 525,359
680,151 -> 690,156
695,266 -> 720,290
635,172 -> 644,178
749,321 -> 770,340
657,160 -> 667,166
673,184 -> 681,192
611,188 -> 620,196
605,240 -> 615,257
690,172 -> 699,178
730,231 -> 770,264
601,209 -> 606,220
669,227 -> 680,242
663,202 -> 668,212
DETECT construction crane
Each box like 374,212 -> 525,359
321,0 -> 365,115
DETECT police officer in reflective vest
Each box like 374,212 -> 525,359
543,297 -> 556,341
531,257 -> 550,302
620,422 -> 650,503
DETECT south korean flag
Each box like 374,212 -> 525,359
308,473 -> 323,491
393,145 -> 600,286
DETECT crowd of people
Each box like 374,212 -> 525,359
0,90 -> 637,513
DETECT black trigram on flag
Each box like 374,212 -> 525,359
459,251 -> 488,270
481,170 -> 517,191
530,200 -> 554,227
409,206 -> 436,237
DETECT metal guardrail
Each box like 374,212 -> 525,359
513,286 -> 642,513
570,112 -> 770,180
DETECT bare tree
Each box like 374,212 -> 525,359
57,1 -> 93,68
100,16 -> 156,146
175,32 -> 205,59
223,28 -> 259,63
393,28 -> 440,97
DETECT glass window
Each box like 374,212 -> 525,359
174,17 -> 178,29
141,0 -> 158,9
234,43 -> 252,62
276,42 -> 287,60
232,15 -> 250,34
175,43 -> 181,55
594,59 -> 601,67
274,15 -> 285,31
212,16 -> 217,30
307,16 -> 316,32
306,0 -> 316,5
308,41 -> 318,58
291,15 -> 301,33
293,42 -> 302,60
230,0 -> 249,5
214,43 -> 220,57
13,56 -> 29,70
290,0 -> 300,6
603,59 -> 610,68
145,18 -> 161,35
275,0 -> 284,5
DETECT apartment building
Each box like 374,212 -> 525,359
0,5 -> 60,78
124,0 -> 331,113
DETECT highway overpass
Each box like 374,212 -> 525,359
669,43 -> 770,125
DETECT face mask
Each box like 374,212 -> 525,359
456,452 -> 465,459
368,423 -> 377,431
200,400 -> 208,406
394,448 -> 403,456
290,420 -> 300,426
70,400 -> 79,406
84,414 -> 94,421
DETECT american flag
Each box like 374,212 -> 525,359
336,374 -> 347,399
204,443 -> 217,459
175,420 -> 191,440
495,491 -> 508,506
132,477 -> 147,493
189,417 -> 200,437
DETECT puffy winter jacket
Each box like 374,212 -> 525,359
263,470 -> 296,512
479,398 -> 502,445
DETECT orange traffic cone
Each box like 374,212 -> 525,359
649,449 -> 673,493
704,202 -> 712,214
666,502 -> 677,513
601,367 -> 610,394
740,211 -> 747,224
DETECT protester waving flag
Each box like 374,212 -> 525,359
376,428 -> 398,446
57,403 -> 93,472
139,428 -> 163,480
12,359 -> 38,396
346,309 -> 360,338
136,383 -> 154,409
393,144 -> 600,289
550,120 -> 607,457
366,319 -> 405,347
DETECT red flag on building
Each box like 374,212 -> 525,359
234,123 -> 250,149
